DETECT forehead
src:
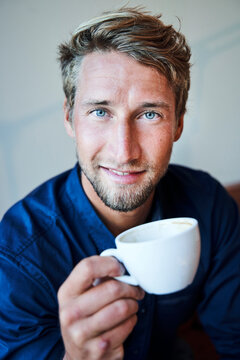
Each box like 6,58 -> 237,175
79,50 -> 159,79
76,51 -> 175,105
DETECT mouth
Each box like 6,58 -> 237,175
100,166 -> 146,184
109,169 -> 135,176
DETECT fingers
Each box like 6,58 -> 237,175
58,256 -> 145,360
68,298 -> 139,341
60,278 -> 144,327
58,256 -> 125,302
67,313 -> 138,359
99,314 -> 138,350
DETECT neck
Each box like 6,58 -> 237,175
81,173 -> 154,236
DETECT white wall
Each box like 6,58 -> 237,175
1,0 -> 240,218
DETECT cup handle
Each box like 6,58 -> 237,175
100,248 -> 139,286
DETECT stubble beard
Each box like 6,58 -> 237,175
77,153 -> 171,213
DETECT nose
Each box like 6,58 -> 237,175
109,120 -> 141,164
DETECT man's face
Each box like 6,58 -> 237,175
64,51 -> 183,212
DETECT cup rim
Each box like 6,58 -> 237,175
116,217 -> 198,244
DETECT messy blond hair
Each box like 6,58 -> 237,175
58,7 -> 191,121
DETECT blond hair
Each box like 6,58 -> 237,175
58,7 -> 191,121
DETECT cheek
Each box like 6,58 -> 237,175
143,126 -> 175,157
74,122 -> 106,158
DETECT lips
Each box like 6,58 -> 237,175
100,166 -> 145,184
101,166 -> 144,175
110,169 -> 132,176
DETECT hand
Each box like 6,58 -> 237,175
58,255 -> 145,360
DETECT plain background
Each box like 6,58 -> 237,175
1,0 -> 240,219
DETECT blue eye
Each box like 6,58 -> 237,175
95,109 -> 106,117
144,111 -> 156,120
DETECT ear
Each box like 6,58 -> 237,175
63,98 -> 75,138
174,114 -> 184,142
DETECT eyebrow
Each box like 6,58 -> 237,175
141,101 -> 171,110
81,100 -> 112,106
81,100 -> 171,110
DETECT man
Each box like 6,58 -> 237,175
0,7 -> 239,360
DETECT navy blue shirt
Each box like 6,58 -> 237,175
0,164 -> 240,359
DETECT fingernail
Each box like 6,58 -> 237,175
119,262 -> 126,275
92,278 -> 101,286
99,339 -> 109,350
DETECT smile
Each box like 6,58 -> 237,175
102,166 -> 144,176
110,169 -> 131,176
100,166 -> 145,184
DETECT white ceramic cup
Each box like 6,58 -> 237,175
100,217 -> 201,295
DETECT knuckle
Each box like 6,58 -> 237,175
94,339 -> 109,359
132,286 -> 143,299
125,314 -> 138,333
80,258 -> 94,278
131,314 -> 138,327
94,339 -> 123,360
115,299 -> 130,317
59,308 -> 69,327
71,325 -> 88,345
119,299 -> 139,317
107,280 -> 123,298
111,258 -> 123,273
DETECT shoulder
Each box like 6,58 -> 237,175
159,164 -> 239,229
162,164 -> 239,246
0,167 -> 74,256
166,164 -> 219,192
163,164 -> 231,205
166,164 -> 239,208
0,166 -> 82,295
